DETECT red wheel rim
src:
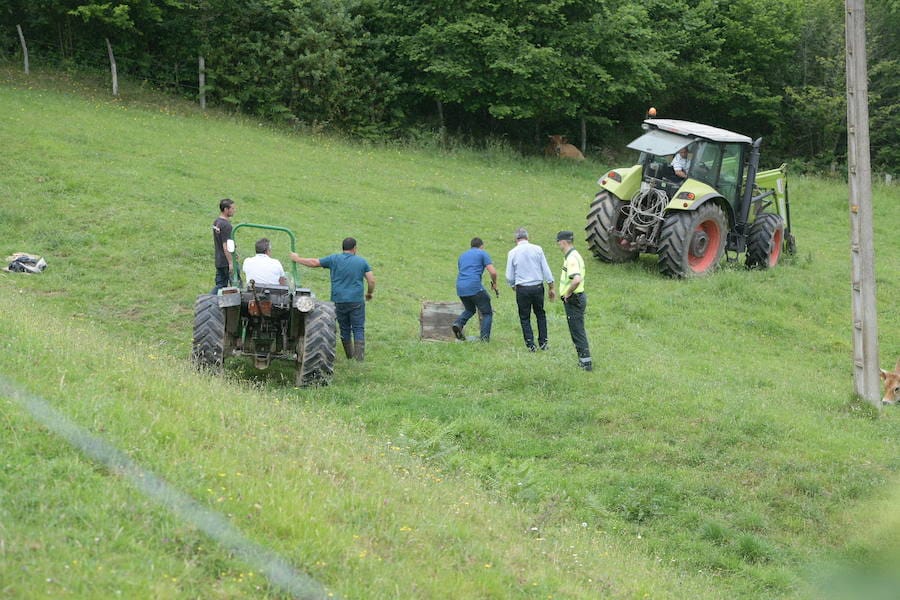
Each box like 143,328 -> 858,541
688,219 -> 722,272
769,227 -> 783,266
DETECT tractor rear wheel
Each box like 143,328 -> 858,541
585,191 -> 638,263
192,294 -> 226,371
295,301 -> 337,387
657,203 -> 727,277
745,213 -> 785,269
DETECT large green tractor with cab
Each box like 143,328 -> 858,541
585,119 -> 796,277
192,224 -> 337,386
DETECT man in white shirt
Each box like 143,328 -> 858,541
242,238 -> 287,287
671,146 -> 691,179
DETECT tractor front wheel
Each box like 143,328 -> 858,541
192,294 -> 226,371
745,213 -> 785,269
657,203 -> 727,277
585,191 -> 638,263
295,301 -> 337,387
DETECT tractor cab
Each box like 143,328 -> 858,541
628,119 -> 752,207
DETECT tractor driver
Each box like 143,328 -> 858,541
242,238 -> 287,287
671,146 -> 692,179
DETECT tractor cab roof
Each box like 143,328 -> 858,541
627,119 -> 752,156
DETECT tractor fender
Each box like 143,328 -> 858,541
596,165 -> 642,201
664,190 -> 735,227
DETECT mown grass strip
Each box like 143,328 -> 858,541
0,375 -> 333,600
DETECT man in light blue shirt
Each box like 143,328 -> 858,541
506,227 -> 556,351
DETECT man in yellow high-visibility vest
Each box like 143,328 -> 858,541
556,231 -> 592,371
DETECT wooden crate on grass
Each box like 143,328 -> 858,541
420,301 -> 481,341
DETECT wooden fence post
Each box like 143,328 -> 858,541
16,25 -> 29,75
580,116 -> 587,155
199,55 -> 206,110
105,38 -> 119,97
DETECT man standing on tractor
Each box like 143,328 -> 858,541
452,236 -> 499,342
290,237 -> 376,362
211,198 -> 235,294
555,231 -> 593,371
506,227 -> 555,352
242,238 -> 287,286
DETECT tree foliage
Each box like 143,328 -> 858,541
1,0 -> 897,171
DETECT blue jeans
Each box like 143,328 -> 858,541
455,290 -> 493,341
335,302 -> 365,342
212,266 -> 230,294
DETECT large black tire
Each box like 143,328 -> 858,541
657,203 -> 728,278
192,294 -> 226,370
585,191 -> 639,262
745,213 -> 785,269
295,301 -> 337,387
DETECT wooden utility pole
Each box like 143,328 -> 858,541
16,25 -> 29,74
845,0 -> 880,408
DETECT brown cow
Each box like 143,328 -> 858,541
881,359 -> 900,405
545,135 -> 585,161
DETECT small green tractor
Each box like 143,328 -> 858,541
192,224 -> 337,386
585,119 -> 796,277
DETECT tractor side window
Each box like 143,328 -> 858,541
690,142 -> 722,187
719,143 -> 742,203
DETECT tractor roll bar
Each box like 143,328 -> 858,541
230,223 -> 300,288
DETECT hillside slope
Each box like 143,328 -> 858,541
1,66 -> 898,599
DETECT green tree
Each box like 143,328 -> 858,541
868,0 -> 900,171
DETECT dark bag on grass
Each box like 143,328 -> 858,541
5,253 -> 47,274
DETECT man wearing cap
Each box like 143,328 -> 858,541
505,227 -> 555,351
556,230 -> 593,371
452,237 -> 499,342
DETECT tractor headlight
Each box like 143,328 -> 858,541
294,295 -> 315,313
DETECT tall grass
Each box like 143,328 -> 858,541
1,63 -> 898,599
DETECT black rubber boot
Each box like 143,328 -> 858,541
354,340 -> 365,362
342,339 -> 354,360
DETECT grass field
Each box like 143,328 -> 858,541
1,64 -> 899,599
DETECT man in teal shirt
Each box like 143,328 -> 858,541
291,237 -> 376,361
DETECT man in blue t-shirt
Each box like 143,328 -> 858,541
452,237 -> 499,342
290,237 -> 376,361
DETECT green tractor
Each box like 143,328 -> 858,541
585,119 -> 796,277
192,224 -> 337,386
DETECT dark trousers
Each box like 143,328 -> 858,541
455,290 -> 493,341
564,292 -> 591,362
212,266 -> 230,294
515,284 -> 547,349
335,302 -> 365,342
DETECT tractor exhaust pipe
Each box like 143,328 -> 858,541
737,137 -> 763,235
